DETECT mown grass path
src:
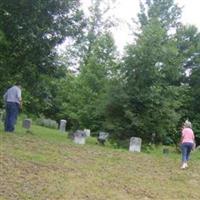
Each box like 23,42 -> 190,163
0,124 -> 200,200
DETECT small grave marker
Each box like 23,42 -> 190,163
59,119 -> 67,132
22,119 -> 32,133
73,130 -> 86,145
84,129 -> 91,137
97,132 -> 109,145
129,137 -> 142,152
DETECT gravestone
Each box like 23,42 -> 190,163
59,119 -> 67,132
84,129 -> 91,137
22,119 -> 32,132
73,130 -> 87,145
129,137 -> 142,152
97,132 -> 109,145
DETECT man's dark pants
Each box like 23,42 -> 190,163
4,102 -> 19,132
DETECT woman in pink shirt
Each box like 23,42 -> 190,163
180,120 -> 195,169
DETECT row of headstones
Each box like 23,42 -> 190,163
22,118 -> 142,152
17,118 -> 200,153
71,129 -> 142,152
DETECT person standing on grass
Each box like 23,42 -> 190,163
180,120 -> 195,169
3,83 -> 22,132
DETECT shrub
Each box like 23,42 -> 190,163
35,118 -> 58,129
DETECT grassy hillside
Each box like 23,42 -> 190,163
0,122 -> 200,200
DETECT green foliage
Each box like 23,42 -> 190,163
58,33 -> 118,131
35,117 -> 58,129
176,25 -> 200,139
100,0 -> 199,145
0,0 -> 84,111
105,1 -> 184,143
0,0 -> 199,145
138,0 -> 181,30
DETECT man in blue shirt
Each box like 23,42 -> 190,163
3,83 -> 22,132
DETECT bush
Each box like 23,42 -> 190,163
35,118 -> 58,129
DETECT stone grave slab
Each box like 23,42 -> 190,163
84,129 -> 91,137
73,130 -> 87,145
129,137 -> 142,152
59,119 -> 67,132
97,132 -> 109,145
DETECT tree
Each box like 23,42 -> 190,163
60,33 -> 118,130
106,0 -> 184,143
138,0 -> 181,30
55,0 -> 118,130
60,0 -> 116,71
0,0 -> 84,112
176,25 -> 200,141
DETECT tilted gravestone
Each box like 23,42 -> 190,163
59,119 -> 67,132
73,130 -> 87,145
97,132 -> 109,145
84,129 -> 91,137
129,137 -> 142,152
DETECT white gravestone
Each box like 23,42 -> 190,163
129,137 -> 142,152
73,130 -> 87,145
59,119 -> 67,132
84,129 -> 91,137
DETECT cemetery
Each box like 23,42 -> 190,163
1,0 -> 200,199
1,120 -> 200,200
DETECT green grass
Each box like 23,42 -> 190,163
0,121 -> 200,200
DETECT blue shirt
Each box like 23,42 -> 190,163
3,85 -> 22,104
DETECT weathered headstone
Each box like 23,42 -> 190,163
59,119 -> 67,132
22,119 -> 32,131
84,129 -> 91,137
73,130 -> 86,145
129,137 -> 142,152
97,132 -> 109,145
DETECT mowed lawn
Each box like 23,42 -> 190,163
0,123 -> 200,200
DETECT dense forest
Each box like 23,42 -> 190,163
0,0 -> 200,145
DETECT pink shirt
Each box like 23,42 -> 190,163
181,128 -> 194,144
